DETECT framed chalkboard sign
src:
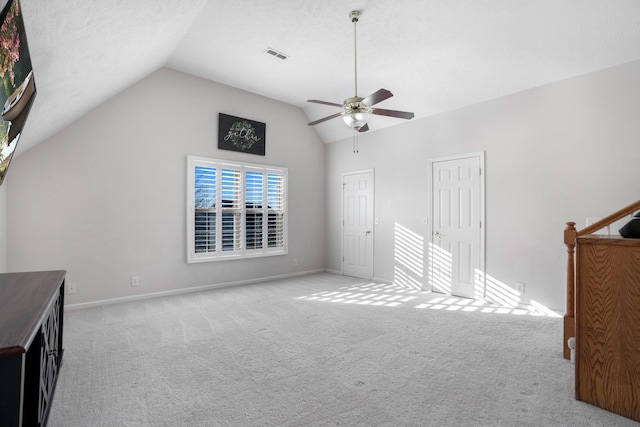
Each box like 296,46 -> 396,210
218,113 -> 266,155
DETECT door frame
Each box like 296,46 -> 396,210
428,152 -> 486,297
341,169 -> 375,279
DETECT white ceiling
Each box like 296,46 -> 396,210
17,0 -> 640,154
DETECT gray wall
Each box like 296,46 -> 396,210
325,59 -> 640,311
5,60 -> 640,310
6,68 -> 326,304
0,184 -> 5,273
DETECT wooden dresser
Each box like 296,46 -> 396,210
0,270 -> 66,427
575,236 -> 640,422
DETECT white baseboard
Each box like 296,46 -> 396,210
322,271 -> 391,283
373,275 -> 393,284
65,269 -> 328,311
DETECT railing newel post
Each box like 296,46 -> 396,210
563,221 -> 577,360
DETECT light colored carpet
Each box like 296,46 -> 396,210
47,273 -> 637,426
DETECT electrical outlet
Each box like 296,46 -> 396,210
67,282 -> 77,294
131,276 -> 140,287
516,282 -> 525,294
293,258 -> 298,267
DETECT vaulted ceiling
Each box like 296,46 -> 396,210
18,0 -> 640,154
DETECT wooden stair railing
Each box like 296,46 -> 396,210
563,199 -> 640,359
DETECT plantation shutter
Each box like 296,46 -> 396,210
220,168 -> 242,252
245,170 -> 264,250
194,166 -> 216,253
267,172 -> 285,248
188,156 -> 287,262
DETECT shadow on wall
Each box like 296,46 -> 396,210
393,223 -> 423,290
391,222 -> 560,317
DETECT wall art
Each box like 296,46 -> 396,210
218,113 -> 266,155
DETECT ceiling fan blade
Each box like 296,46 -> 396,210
362,89 -> 393,106
358,123 -> 369,133
372,108 -> 415,120
307,99 -> 343,108
308,111 -> 344,126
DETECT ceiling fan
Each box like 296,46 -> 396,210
307,10 -> 414,136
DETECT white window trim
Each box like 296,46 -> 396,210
187,155 -> 288,263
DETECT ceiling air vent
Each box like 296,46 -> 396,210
265,48 -> 288,60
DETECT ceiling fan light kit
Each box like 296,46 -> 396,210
307,9 -> 414,148
342,96 -> 371,130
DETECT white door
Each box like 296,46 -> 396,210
343,171 -> 374,280
430,154 -> 484,299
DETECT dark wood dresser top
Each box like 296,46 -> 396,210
0,270 -> 66,357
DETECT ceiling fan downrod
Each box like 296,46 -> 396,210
350,10 -> 361,97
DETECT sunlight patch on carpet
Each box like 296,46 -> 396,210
295,281 -> 560,318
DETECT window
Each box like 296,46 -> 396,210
188,156 -> 287,263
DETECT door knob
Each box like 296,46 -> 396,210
365,230 -> 372,235
433,231 -> 442,238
